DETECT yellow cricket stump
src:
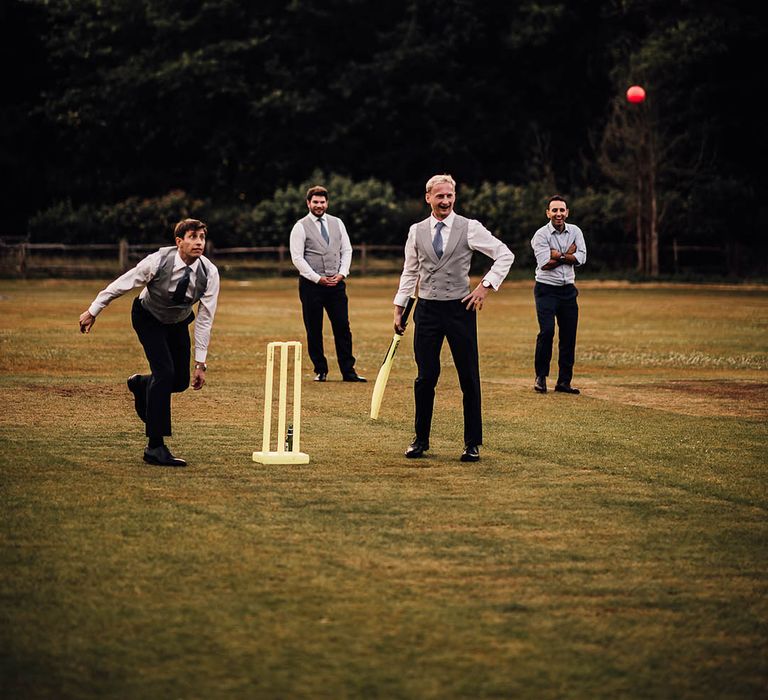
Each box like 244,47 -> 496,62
253,341 -> 310,465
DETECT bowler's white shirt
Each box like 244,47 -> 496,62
87,250 -> 220,362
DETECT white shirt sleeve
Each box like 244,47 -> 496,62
338,218 -> 352,278
193,262 -> 220,363
394,225 -> 420,307
467,219 -> 515,290
87,251 -> 161,316
289,221 -> 321,284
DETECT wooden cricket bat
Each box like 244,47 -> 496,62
370,296 -> 416,420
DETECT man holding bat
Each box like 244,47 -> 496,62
393,174 -> 514,462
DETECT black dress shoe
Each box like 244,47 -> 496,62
343,374 -> 367,382
313,372 -> 327,382
534,376 -> 547,393
554,383 -> 580,394
127,374 -> 147,421
405,438 -> 429,458
460,445 -> 480,462
143,445 -> 187,467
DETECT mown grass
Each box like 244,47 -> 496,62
1,277 -> 766,699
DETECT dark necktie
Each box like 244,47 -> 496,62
172,266 -> 192,304
318,218 -> 330,244
433,221 -> 445,259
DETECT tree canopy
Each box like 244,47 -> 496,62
4,0 -> 763,274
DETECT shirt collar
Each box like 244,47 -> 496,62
547,221 -> 570,235
173,251 -> 199,272
431,211 -> 456,229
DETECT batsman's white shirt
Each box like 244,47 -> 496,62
394,211 -> 514,307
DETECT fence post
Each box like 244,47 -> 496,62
17,243 -> 27,276
206,239 -> 214,259
359,243 -> 367,275
672,238 -> 678,275
118,238 -> 129,271
278,244 -> 286,273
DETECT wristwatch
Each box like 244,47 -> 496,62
194,362 -> 207,371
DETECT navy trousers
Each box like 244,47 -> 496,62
534,282 -> 579,385
131,297 -> 192,437
413,299 -> 482,446
298,277 -> 356,377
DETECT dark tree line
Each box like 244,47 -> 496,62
2,0 -> 764,275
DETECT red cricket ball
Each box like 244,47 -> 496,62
626,85 -> 646,104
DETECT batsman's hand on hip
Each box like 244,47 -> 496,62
462,283 -> 490,311
79,310 -> 96,334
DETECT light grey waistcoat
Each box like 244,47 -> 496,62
300,214 -> 344,276
141,246 -> 209,324
416,215 -> 473,300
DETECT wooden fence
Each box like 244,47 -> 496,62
0,239 -> 404,277
0,238 -> 731,277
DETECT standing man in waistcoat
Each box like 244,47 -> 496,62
531,195 -> 587,395
393,174 -> 514,462
290,185 -> 366,383
78,219 -> 220,467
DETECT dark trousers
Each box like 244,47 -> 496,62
534,282 -> 579,385
298,277 -> 355,376
413,299 -> 482,446
131,297 -> 192,438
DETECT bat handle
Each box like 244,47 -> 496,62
400,296 -> 416,329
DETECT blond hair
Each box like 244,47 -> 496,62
425,174 -> 456,193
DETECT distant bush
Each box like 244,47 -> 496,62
461,180 -> 555,266
26,178 -> 636,270
249,171 -> 408,246
29,190 -> 209,244
27,200 -> 103,244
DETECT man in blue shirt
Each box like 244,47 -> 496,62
530,195 -> 587,394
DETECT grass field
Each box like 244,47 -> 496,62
1,276 -> 766,699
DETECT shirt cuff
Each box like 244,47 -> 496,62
303,271 -> 321,284
394,293 -> 412,308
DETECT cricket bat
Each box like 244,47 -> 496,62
370,296 -> 416,420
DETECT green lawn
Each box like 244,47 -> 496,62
1,277 -> 766,699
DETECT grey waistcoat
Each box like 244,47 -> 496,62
300,214 -> 344,276
141,246 -> 209,324
416,215 -> 473,300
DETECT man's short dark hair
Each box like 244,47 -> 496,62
174,218 -> 207,240
306,186 -> 329,201
548,195 -> 567,209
